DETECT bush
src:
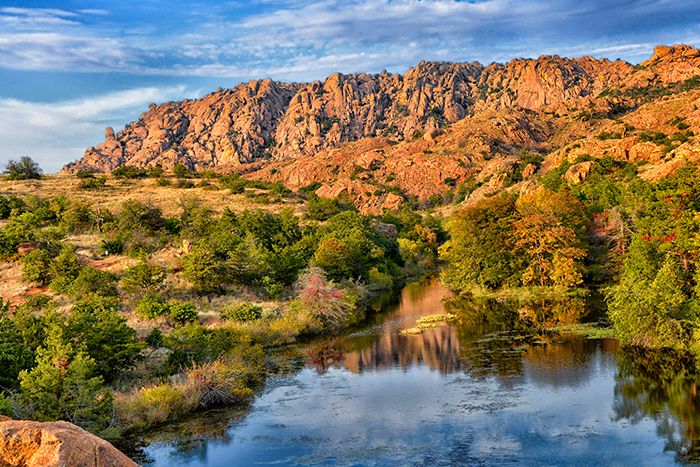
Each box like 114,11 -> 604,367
0,230 -> 20,259
67,267 -> 118,298
22,249 -> 53,285
135,293 -> 170,319
112,165 -> 147,179
117,200 -> 166,232
99,237 -> 124,256
78,176 -> 107,190
180,357 -> 258,409
0,394 -> 12,416
49,245 -> 82,293
219,174 -> 247,194
169,302 -> 198,324
292,267 -> 364,329
173,163 -> 191,178
75,169 -> 97,179
156,177 -> 171,186
305,196 -> 342,221
59,202 -> 97,233
0,195 -> 25,219
367,267 -> 393,290
145,328 -> 163,349
146,166 -> 164,177
221,303 -> 263,322
67,296 -> 143,380
121,261 -> 166,295
4,156 -> 42,180
115,383 -> 191,429
176,179 -> 195,189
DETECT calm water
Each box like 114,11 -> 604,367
141,279 -> 700,466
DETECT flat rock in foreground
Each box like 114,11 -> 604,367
0,417 -> 137,467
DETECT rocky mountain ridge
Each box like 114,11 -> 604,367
63,44 -> 700,212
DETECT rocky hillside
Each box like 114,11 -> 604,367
63,45 -> 700,211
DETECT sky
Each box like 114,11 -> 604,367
0,1 -> 699,172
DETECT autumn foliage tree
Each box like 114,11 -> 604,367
441,187 -> 589,292
513,187 -> 588,287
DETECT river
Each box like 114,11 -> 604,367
140,278 -> 700,465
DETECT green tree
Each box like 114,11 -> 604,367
305,196 -> 342,221
22,249 -> 53,285
66,296 -> 143,380
312,211 -> 392,282
0,301 -> 33,389
183,245 -> 229,293
228,233 -> 272,284
49,245 -> 82,293
440,194 -> 523,291
4,156 -> 42,180
120,260 -> 166,295
608,238 -> 688,348
18,327 -> 113,432
66,267 -> 118,298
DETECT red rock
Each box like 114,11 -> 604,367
60,45 -> 700,210
0,419 -> 137,467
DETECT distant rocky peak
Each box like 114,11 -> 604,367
62,45 -> 700,176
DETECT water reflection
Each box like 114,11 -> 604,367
141,279 -> 700,466
614,348 -> 700,463
306,279 -> 461,374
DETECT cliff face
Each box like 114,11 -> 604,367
63,44 -> 700,211
272,62 -> 484,159
70,79 -> 300,172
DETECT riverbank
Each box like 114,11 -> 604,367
137,279 -> 700,466
112,273 -> 406,445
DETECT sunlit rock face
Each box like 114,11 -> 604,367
0,418 -> 137,467
63,45 -> 700,212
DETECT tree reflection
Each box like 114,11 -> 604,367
449,296 -> 533,381
614,347 -> 700,462
516,296 -> 587,327
305,339 -> 347,374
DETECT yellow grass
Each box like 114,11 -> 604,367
0,175 -> 304,217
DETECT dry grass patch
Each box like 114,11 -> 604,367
0,175 -> 303,217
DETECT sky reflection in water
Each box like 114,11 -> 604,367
143,280 -> 686,466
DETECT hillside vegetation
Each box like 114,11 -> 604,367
3,44 -> 700,443
0,169 -> 441,440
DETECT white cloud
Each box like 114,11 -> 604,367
0,86 -> 199,173
0,32 -> 135,71
0,0 -> 697,174
1,0 -> 699,78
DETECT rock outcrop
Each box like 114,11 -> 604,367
65,80 -> 300,173
66,45 -> 700,175
61,44 -> 700,211
0,418 -> 137,467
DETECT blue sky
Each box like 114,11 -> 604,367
1,0 -> 699,172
